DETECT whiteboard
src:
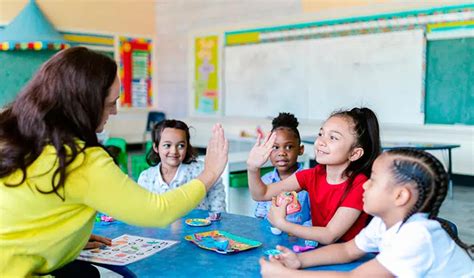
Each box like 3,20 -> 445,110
224,29 -> 425,124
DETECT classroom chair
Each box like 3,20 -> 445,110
143,111 -> 166,142
104,137 -> 128,174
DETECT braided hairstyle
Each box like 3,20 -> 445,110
271,112 -> 301,144
388,148 -> 473,258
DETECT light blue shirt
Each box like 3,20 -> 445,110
254,163 -> 311,226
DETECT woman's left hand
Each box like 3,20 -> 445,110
259,256 -> 291,278
267,197 -> 289,228
84,234 -> 112,249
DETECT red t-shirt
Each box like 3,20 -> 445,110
295,164 -> 369,242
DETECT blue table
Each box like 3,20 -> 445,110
301,136 -> 460,198
93,210 -> 373,277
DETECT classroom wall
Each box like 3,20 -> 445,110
0,0 -> 156,35
153,0 -> 471,118
144,0 -> 473,176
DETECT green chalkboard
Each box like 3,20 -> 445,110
0,50 -> 58,108
425,38 -> 474,125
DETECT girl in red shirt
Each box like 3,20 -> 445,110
247,107 -> 381,244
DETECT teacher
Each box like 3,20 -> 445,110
0,47 -> 228,276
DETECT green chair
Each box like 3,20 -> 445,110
131,154 -> 150,181
104,137 -> 128,174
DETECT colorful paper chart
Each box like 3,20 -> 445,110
184,230 -> 262,254
77,234 -> 177,266
185,218 -> 211,227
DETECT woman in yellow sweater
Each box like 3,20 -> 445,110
0,47 -> 228,277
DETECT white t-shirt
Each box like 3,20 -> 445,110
137,161 -> 226,213
355,213 -> 473,277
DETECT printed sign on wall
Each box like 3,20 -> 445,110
119,37 -> 153,108
194,35 -> 219,114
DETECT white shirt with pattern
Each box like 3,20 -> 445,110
137,161 -> 226,213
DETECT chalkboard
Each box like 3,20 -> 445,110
425,37 -> 474,125
224,29 -> 425,125
0,50 -> 58,108
0,50 -> 115,109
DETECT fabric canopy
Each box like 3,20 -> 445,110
0,0 -> 68,50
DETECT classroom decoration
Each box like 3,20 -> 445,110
194,35 -> 220,114
185,230 -> 262,254
119,37 -> 153,108
0,0 -> 69,51
78,234 -> 178,266
185,218 -> 212,227
225,5 -> 473,46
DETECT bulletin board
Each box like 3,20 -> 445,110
193,35 -> 220,114
119,37 -> 153,108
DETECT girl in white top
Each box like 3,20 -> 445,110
260,148 -> 473,277
138,119 -> 226,214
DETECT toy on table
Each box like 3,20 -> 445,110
185,230 -> 262,254
276,191 -> 301,215
270,227 -> 282,235
214,236 -> 229,251
185,218 -> 211,227
293,240 -> 319,253
95,213 -> 114,225
264,249 -> 282,256
208,212 -> 221,222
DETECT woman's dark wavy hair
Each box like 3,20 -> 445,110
388,148 -> 473,258
271,112 -> 301,144
0,47 -> 117,200
146,119 -> 197,166
330,107 -> 382,203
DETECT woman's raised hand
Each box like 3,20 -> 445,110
246,132 -> 276,171
198,124 -> 229,190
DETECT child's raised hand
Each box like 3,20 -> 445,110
267,197 -> 289,228
199,124 -> 229,191
246,132 -> 276,171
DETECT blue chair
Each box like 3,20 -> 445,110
146,111 -> 166,133
143,111 -> 165,143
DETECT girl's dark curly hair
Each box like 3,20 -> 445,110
271,112 -> 301,144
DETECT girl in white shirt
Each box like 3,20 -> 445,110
260,148 -> 473,277
138,119 -> 226,214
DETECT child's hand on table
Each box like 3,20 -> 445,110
260,245 -> 301,277
84,234 -> 112,249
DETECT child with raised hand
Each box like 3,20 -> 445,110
138,119 -> 226,215
260,148 -> 474,277
247,107 -> 381,244
254,113 -> 311,228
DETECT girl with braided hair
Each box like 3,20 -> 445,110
260,148 -> 473,277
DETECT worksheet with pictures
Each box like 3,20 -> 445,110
78,234 -> 178,266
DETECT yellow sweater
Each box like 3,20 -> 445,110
0,145 -> 206,276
